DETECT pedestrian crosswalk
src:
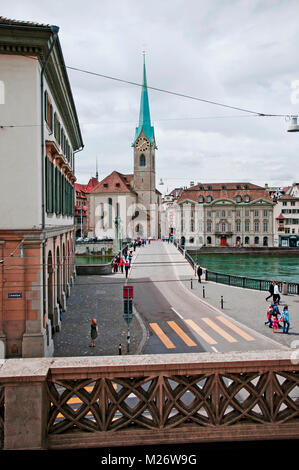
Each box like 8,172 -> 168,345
149,315 -> 255,350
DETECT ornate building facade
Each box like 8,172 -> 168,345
175,183 -> 275,248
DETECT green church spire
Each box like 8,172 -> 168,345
133,53 -> 155,146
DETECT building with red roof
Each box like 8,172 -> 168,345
175,182 -> 275,248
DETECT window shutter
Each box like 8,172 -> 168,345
45,156 -> 49,213
44,90 -> 48,122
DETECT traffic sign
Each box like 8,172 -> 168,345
123,286 -> 134,299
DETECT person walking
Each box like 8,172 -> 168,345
124,258 -> 130,278
89,318 -> 98,347
264,304 -> 273,328
266,280 -> 275,301
197,265 -> 203,283
281,305 -> 290,334
119,257 -> 125,273
128,251 -> 133,267
273,282 -> 280,304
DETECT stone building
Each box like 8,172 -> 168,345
75,178 -> 98,238
176,182 -> 274,249
0,18 -> 83,357
274,194 -> 299,247
87,56 -> 161,243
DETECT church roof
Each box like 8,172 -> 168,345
88,171 -> 136,194
133,56 -> 155,146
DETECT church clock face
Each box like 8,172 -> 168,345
135,136 -> 150,151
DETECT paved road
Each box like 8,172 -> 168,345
128,241 -> 288,354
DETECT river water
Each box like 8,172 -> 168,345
191,253 -> 299,283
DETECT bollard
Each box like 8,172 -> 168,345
203,286 -> 205,298
127,332 -> 130,353
221,296 -> 224,309
191,278 -> 193,289
119,343 -> 122,355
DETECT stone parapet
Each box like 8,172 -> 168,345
0,350 -> 298,450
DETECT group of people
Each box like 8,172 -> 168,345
112,250 -> 132,278
265,302 -> 290,334
264,280 -> 290,333
265,280 -> 281,304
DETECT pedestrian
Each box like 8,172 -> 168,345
280,305 -> 290,334
264,304 -> 273,328
272,315 -> 279,333
113,258 -> 118,273
273,282 -> 280,304
124,258 -> 130,278
89,318 -> 98,347
266,280 -> 275,301
119,257 -> 125,273
128,251 -> 133,266
272,302 -> 282,329
197,265 -> 202,283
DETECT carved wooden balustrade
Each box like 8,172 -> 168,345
0,350 -> 298,450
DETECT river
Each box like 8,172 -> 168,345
190,253 -> 299,283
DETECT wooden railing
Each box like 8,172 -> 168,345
0,352 -> 298,450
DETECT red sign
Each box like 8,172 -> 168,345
123,286 -> 134,299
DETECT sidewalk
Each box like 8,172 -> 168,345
175,259 -> 298,350
53,248 -> 146,357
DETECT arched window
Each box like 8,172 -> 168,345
140,154 -> 146,166
245,236 -> 250,244
207,236 -> 212,245
263,236 -> 268,246
254,236 -> 259,244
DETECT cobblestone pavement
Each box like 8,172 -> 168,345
53,266 -> 146,357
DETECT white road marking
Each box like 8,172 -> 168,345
171,307 -> 184,320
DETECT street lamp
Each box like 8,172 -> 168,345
287,116 -> 299,132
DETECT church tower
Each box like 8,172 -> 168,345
132,53 -> 157,207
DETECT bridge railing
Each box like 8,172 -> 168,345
0,352 -> 298,450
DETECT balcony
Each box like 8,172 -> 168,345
0,350 -> 298,450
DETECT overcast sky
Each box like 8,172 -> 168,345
2,0 -> 299,192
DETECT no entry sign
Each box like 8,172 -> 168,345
123,286 -> 133,299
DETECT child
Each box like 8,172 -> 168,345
89,318 -> 98,347
264,305 -> 273,328
272,315 -> 279,333
280,305 -> 290,334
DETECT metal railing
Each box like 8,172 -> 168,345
205,270 -> 299,295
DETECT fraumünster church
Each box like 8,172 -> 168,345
87,57 -> 162,241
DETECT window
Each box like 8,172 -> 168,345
140,154 -> 146,166
254,220 -> 259,232
236,195 -> 241,203
263,221 -> 268,232
254,210 -> 259,217
221,210 -> 226,217
108,198 -> 113,228
236,220 -> 241,232
263,236 -> 268,246
206,195 -> 212,202
291,201 -> 296,206
189,237 -> 194,243
222,185 -> 226,190
254,236 -> 259,244
244,194 -> 250,203
190,219 -> 194,232
236,210 -> 241,217
221,222 -> 226,232
207,211 -> 212,217
207,236 -> 212,244
283,202 -> 287,206
263,210 -> 268,217
207,185 -> 212,190
198,195 -> 204,203
236,185 -> 241,190
245,220 -> 250,232
245,236 -> 250,244
245,209 -> 250,217
207,220 -> 212,232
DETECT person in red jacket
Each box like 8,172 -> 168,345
119,257 -> 125,273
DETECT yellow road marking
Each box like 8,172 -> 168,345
149,323 -> 176,349
217,316 -> 255,341
185,319 -> 217,345
202,317 -> 237,343
167,321 -> 197,346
